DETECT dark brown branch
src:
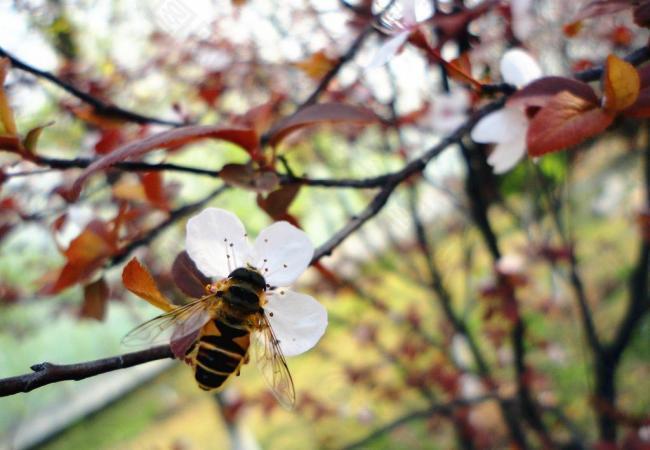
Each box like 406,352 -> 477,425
593,125 -> 650,442
0,345 -> 173,397
0,46 -> 185,127
460,141 -> 550,446
475,46 -> 650,96
574,46 -> 650,83
310,99 -> 504,264
532,165 -> 602,356
0,98 -> 503,398
35,155 -> 220,178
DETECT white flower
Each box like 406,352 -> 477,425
367,0 -> 434,69
185,208 -> 327,356
471,48 -> 542,174
510,0 -> 536,42
430,89 -> 470,135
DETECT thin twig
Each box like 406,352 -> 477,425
0,46 -> 185,127
0,345 -> 173,397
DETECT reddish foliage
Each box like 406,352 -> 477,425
41,219 -> 120,295
122,257 -> 173,312
171,251 -> 211,299
265,103 -> 377,148
527,91 -> 615,156
80,277 -> 109,320
70,125 -> 258,200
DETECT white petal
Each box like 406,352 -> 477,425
366,31 -> 410,69
487,138 -> 527,174
185,208 -> 251,279
470,108 -> 527,144
265,290 -> 327,357
500,48 -> 542,87
401,0 -> 417,26
253,221 -> 314,287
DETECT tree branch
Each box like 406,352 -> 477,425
0,345 -> 173,397
310,99 -> 504,264
0,46 -> 185,127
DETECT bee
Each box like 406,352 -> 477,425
123,265 -> 295,408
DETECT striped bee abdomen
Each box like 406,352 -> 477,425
193,319 -> 251,391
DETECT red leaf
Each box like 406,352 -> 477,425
80,277 -> 109,320
70,125 -> 258,200
0,135 -> 22,153
257,184 -> 301,220
42,219 -> 120,294
623,88 -> 650,117
94,128 -> 125,154
122,257 -> 174,312
527,91 -> 615,157
171,251 -> 211,299
141,171 -> 170,210
265,103 -> 376,147
508,76 -> 598,109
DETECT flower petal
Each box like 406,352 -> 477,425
487,137 -> 527,174
265,290 -> 327,357
470,108 -> 527,144
253,221 -> 313,287
366,31 -> 410,69
185,208 -> 251,279
500,48 -> 542,87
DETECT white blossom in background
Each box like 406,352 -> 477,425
186,208 -> 327,356
511,0 -> 536,42
471,48 -> 542,174
429,89 -> 470,135
367,0 -> 434,69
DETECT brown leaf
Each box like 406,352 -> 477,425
141,171 -> 170,210
622,89 -> 650,117
122,257 -> 174,312
508,76 -> 598,109
257,184 -> 301,220
265,103 -> 376,147
295,51 -> 336,80
602,54 -> 641,112
80,278 -> 109,320
171,251 -> 211,298
0,135 -> 22,153
527,91 -> 615,157
220,163 -> 279,192
70,125 -> 258,200
42,222 -> 117,294
67,104 -> 126,129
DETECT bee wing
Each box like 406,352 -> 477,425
253,314 -> 296,409
122,296 -> 213,357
